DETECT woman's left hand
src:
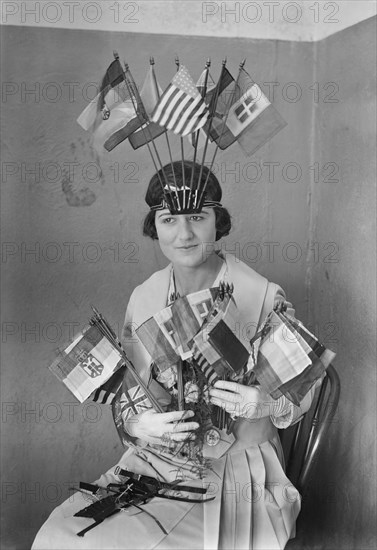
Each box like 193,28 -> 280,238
209,380 -> 274,420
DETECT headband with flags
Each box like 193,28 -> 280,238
77,55 -> 287,214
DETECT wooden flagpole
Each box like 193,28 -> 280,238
150,56 -> 180,207
175,55 -> 187,210
190,58 -> 211,200
196,58 -> 227,209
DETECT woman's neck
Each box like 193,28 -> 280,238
173,252 -> 224,296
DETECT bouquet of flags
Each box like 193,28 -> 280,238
135,286 -> 336,420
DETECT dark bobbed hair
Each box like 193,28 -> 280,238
143,161 -> 231,241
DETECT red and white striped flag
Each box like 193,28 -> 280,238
151,65 -> 209,136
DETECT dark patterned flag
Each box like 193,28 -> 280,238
49,325 -> 123,402
191,294 -> 247,378
151,65 -> 209,136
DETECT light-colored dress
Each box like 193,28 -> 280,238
32,253 -> 315,550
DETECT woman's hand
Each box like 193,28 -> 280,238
124,409 -> 199,446
209,380 -> 275,420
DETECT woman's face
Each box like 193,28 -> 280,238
155,208 -> 217,268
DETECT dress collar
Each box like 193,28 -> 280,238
167,257 -> 227,305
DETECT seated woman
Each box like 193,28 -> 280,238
32,161 -> 317,550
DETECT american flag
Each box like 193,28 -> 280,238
151,65 -> 209,136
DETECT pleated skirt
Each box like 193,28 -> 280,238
32,434 -> 300,550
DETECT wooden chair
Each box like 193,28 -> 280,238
279,364 -> 341,494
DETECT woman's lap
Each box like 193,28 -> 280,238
32,490 -> 204,550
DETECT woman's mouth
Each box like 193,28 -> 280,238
177,244 -> 198,250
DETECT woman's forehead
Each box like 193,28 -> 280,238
157,208 -> 214,218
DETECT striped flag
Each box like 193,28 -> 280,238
151,65 -> 209,136
192,346 -> 219,386
249,310 -> 336,406
92,364 -> 126,405
49,325 -> 123,403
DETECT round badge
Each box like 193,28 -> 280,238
205,428 -> 220,447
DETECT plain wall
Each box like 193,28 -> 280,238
294,17 -> 376,550
1,17 -> 375,549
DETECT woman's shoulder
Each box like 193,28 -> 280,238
128,263 -> 172,316
221,251 -> 268,285
221,252 -> 286,327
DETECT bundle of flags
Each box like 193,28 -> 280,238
77,56 -> 287,157
136,287 -> 336,409
248,304 -> 336,406
136,283 -> 249,383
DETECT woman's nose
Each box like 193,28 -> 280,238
177,218 -> 194,240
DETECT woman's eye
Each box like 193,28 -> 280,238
190,216 -> 203,221
162,217 -> 175,224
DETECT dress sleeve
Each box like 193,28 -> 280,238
265,283 -> 318,429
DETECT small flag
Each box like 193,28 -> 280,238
136,287 -> 219,370
77,59 -> 128,133
151,65 -> 209,136
49,325 -> 124,403
192,346 -> 219,386
196,68 -> 216,96
191,294 -> 246,379
249,310 -> 336,406
77,59 -> 146,153
129,65 -> 166,149
188,69 -> 216,149
120,384 -> 152,422
204,67 -> 286,156
92,364 -> 126,405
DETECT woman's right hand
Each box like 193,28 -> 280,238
124,409 -> 199,446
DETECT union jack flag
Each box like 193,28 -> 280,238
120,384 -> 152,422
151,65 -> 209,137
